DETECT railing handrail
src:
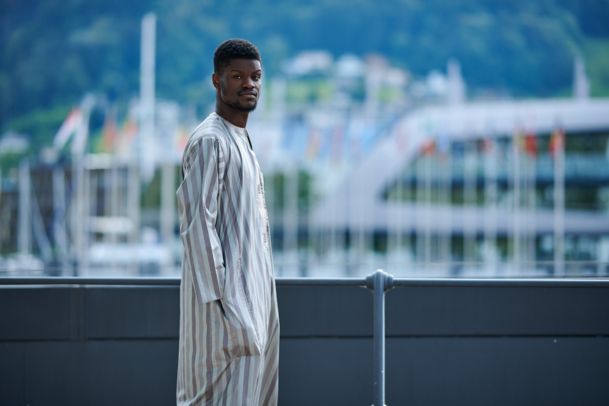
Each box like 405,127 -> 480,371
1,276 -> 609,288
2,272 -> 609,405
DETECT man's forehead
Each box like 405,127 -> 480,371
226,58 -> 262,71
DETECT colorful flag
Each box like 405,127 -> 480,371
549,127 -> 565,158
482,137 -> 494,155
421,138 -> 436,155
116,118 -> 139,157
525,131 -> 537,157
305,127 -> 323,161
512,128 -> 525,152
174,126 -> 190,157
99,113 -> 117,153
53,108 -> 82,151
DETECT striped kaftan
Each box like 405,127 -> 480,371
176,113 -> 279,406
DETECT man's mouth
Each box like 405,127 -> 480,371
239,91 -> 257,98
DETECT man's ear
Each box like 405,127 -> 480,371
212,73 -> 220,90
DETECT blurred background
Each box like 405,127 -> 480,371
1,0 -> 608,278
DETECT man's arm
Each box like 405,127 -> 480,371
176,136 -> 226,305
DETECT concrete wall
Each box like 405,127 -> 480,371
1,283 -> 609,405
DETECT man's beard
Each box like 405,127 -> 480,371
222,89 -> 258,112
225,98 -> 257,112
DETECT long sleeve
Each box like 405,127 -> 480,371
176,136 -> 226,305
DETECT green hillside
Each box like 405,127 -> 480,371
1,0 -> 608,143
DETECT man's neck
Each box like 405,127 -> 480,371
215,103 -> 249,128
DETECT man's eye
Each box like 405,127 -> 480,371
253,76 -> 261,80
233,75 -> 241,79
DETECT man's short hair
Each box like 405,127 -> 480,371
214,39 -> 261,74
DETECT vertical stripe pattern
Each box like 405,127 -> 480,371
176,113 -> 279,406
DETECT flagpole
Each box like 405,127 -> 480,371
404,164 -> 413,271
348,163 -> 356,276
439,137 -> 452,275
424,152 -> 433,271
305,167 -> 313,277
139,12 -> 157,183
71,95 -> 94,276
81,157 -> 91,274
484,135 -> 498,276
18,160 -> 31,257
53,164 -> 68,276
128,163 -> 140,274
392,124 -> 409,271
528,134 -> 537,274
464,139 -> 477,273
161,162 -> 175,274
554,129 -> 565,277
70,157 -> 82,276
109,156 -> 119,260
283,165 -> 298,275
31,180 -> 53,264
416,155 -> 424,273
393,169 -> 403,269
358,158 -> 366,276
512,128 -> 521,275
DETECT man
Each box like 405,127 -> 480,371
176,39 -> 279,406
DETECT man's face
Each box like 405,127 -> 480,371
214,58 -> 262,112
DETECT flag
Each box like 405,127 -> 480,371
116,118 -> 139,157
512,128 -> 525,152
99,113 -> 117,153
525,131 -> 537,157
549,127 -> 565,158
53,108 -> 82,151
421,138 -> 436,155
305,127 -> 323,161
482,137 -> 494,154
174,126 -> 189,157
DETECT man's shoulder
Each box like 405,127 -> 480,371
184,114 -> 230,155
190,113 -> 230,143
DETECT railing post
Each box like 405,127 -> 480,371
366,269 -> 394,406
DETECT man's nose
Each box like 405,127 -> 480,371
242,78 -> 255,88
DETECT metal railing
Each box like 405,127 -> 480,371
2,271 -> 609,406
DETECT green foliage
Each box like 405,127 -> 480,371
286,78 -> 333,103
8,105 -> 73,152
141,169 -> 162,208
297,169 -> 315,212
378,86 -> 402,103
0,152 -> 26,175
265,169 -> 316,211
585,39 -> 609,97
1,0 -> 608,139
